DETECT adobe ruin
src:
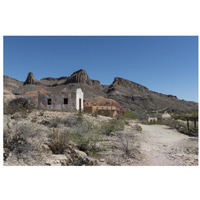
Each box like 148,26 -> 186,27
38,88 -> 84,112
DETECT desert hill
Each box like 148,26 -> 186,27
4,69 -> 198,112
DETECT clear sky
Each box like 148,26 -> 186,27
3,36 -> 198,102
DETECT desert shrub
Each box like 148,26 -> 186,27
4,97 -> 35,116
124,120 -> 130,126
76,111 -> 84,122
71,121 -> 103,157
48,129 -> 70,154
133,124 -> 142,131
99,118 -> 125,136
118,133 -> 131,157
49,117 -> 62,128
3,123 -> 36,159
124,111 -> 138,119
39,110 -> 45,116
61,114 -> 85,127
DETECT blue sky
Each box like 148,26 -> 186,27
4,36 -> 198,102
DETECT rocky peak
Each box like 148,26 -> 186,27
65,69 -> 92,85
24,72 -> 41,85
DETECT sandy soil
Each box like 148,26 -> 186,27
128,122 -> 198,166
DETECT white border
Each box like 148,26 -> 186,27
0,0 -> 199,200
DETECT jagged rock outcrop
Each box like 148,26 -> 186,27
24,72 -> 41,85
64,69 -> 93,85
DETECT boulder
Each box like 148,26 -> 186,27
45,154 -> 71,166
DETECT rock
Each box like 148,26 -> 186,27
99,158 -> 105,162
3,89 -> 16,106
24,72 -> 41,85
41,120 -> 50,126
178,126 -> 187,133
64,69 -> 93,85
74,150 -> 87,158
41,144 -> 51,152
44,154 -> 70,166
45,162 -> 51,166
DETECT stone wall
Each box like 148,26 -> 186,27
38,92 -> 76,112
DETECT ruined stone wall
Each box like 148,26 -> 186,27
38,92 -> 76,112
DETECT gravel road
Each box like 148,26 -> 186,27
132,123 -> 198,166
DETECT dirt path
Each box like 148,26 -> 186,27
132,123 -> 198,166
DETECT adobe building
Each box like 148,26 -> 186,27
162,111 -> 171,119
84,105 -> 123,117
38,88 -> 84,112
83,96 -> 124,117
148,116 -> 158,122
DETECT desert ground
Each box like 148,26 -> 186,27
3,110 -> 198,166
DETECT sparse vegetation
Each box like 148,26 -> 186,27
124,110 -> 138,119
171,110 -> 198,121
133,124 -> 142,131
48,129 -> 70,154
99,118 -> 125,136
39,110 -> 45,116
3,123 -> 36,160
3,107 -> 198,166
118,133 -> 131,157
143,118 -> 198,136
71,121 -> 103,157
49,117 -> 62,128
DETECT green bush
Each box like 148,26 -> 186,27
71,121 -> 103,157
124,111 -> 138,119
99,118 -> 125,136
4,106 -> 34,117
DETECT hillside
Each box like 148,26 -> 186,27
4,69 -> 198,111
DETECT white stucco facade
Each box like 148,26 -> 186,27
162,111 -> 171,119
76,88 -> 84,111
148,116 -> 158,122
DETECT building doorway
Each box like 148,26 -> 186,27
79,98 -> 82,111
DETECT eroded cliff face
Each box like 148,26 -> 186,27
64,69 -> 92,85
112,77 -> 149,93
4,69 -> 198,112
106,77 -> 197,111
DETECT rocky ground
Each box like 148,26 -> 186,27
3,110 -> 198,166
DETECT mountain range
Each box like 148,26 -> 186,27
3,69 -> 198,112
